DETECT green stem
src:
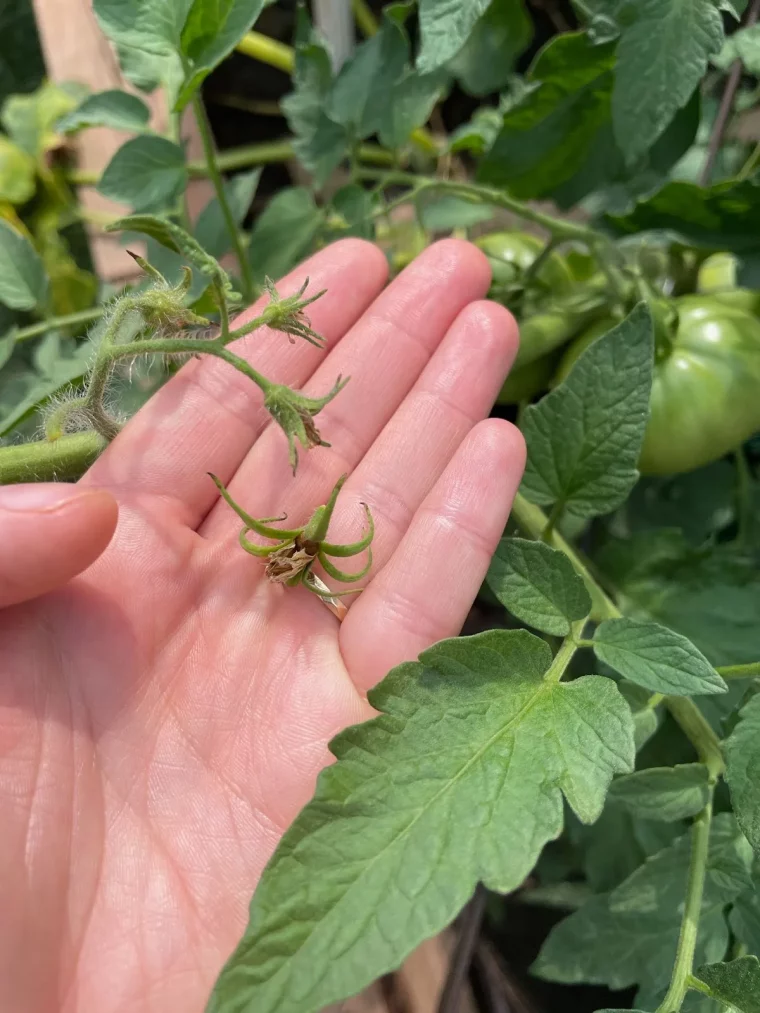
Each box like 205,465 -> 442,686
236,30 -> 295,73
545,624 -> 584,683
512,493 -> 618,621
735,445 -> 753,545
541,500 -> 564,542
512,494 -> 726,781
0,432 -> 105,484
666,698 -> 725,781
359,171 -> 599,243
67,139 -> 394,187
14,307 -> 104,344
737,139 -> 760,181
352,0 -> 379,35
717,661 -> 760,679
655,797 -> 714,1013
192,94 -> 254,303
686,975 -> 714,999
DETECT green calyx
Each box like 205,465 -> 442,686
264,375 -> 348,473
210,472 -> 374,599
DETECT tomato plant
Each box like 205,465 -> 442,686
1,2 -> 760,1013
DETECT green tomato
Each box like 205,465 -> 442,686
696,252 -> 738,293
475,231 -> 575,294
496,350 -> 560,405
555,300 -> 760,476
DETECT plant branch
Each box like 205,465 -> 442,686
717,661 -> 760,679
666,698 -> 725,781
192,95 -> 254,302
67,138 -> 394,187
511,494 -> 726,781
358,170 -> 602,243
655,796 -> 714,1013
700,0 -> 760,186
352,0 -> 379,36
14,307 -> 104,344
0,432 -> 105,483
236,30 -> 294,74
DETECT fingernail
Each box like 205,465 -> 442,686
0,483 -> 83,513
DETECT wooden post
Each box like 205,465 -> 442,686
30,0 -> 214,282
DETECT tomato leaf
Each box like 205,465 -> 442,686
328,8 -> 409,140
478,33 -> 615,199
281,10 -> 348,185
176,0 -> 267,109
593,618 -> 728,697
107,214 -> 230,291
520,303 -> 654,521
595,535 -> 760,667
0,136 -> 35,205
2,80 -> 84,158
194,168 -> 261,258
486,537 -> 592,636
714,23 -> 760,73
92,0 -> 188,93
695,956 -> 760,1013
725,695 -> 760,855
0,341 -> 92,438
57,89 -> 151,133
207,630 -> 634,1013
417,0 -> 491,73
534,814 -> 751,1001
247,187 -> 323,286
611,0 -> 723,164
0,220 -> 47,311
377,67 -> 447,150
609,179 -> 760,253
448,0 -> 533,96
730,877 -> 760,956
98,136 -> 187,214
608,764 -> 710,822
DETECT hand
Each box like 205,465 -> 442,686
0,239 -> 524,1013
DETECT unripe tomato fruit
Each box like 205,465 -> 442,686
475,231 -> 575,294
554,299 -> 760,475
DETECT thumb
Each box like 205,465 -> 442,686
0,484 -> 118,608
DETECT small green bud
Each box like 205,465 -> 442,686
260,278 -> 326,347
264,375 -> 348,473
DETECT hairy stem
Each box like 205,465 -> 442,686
192,94 -> 254,302
358,171 -> 600,243
655,797 -> 714,1013
0,432 -> 105,483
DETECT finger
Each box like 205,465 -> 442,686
0,484 -> 118,608
318,300 -> 518,590
201,239 -> 492,541
340,421 -> 526,692
83,239 -> 389,528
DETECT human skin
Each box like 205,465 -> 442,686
0,238 -> 524,1013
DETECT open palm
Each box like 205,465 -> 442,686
0,239 -> 524,1013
